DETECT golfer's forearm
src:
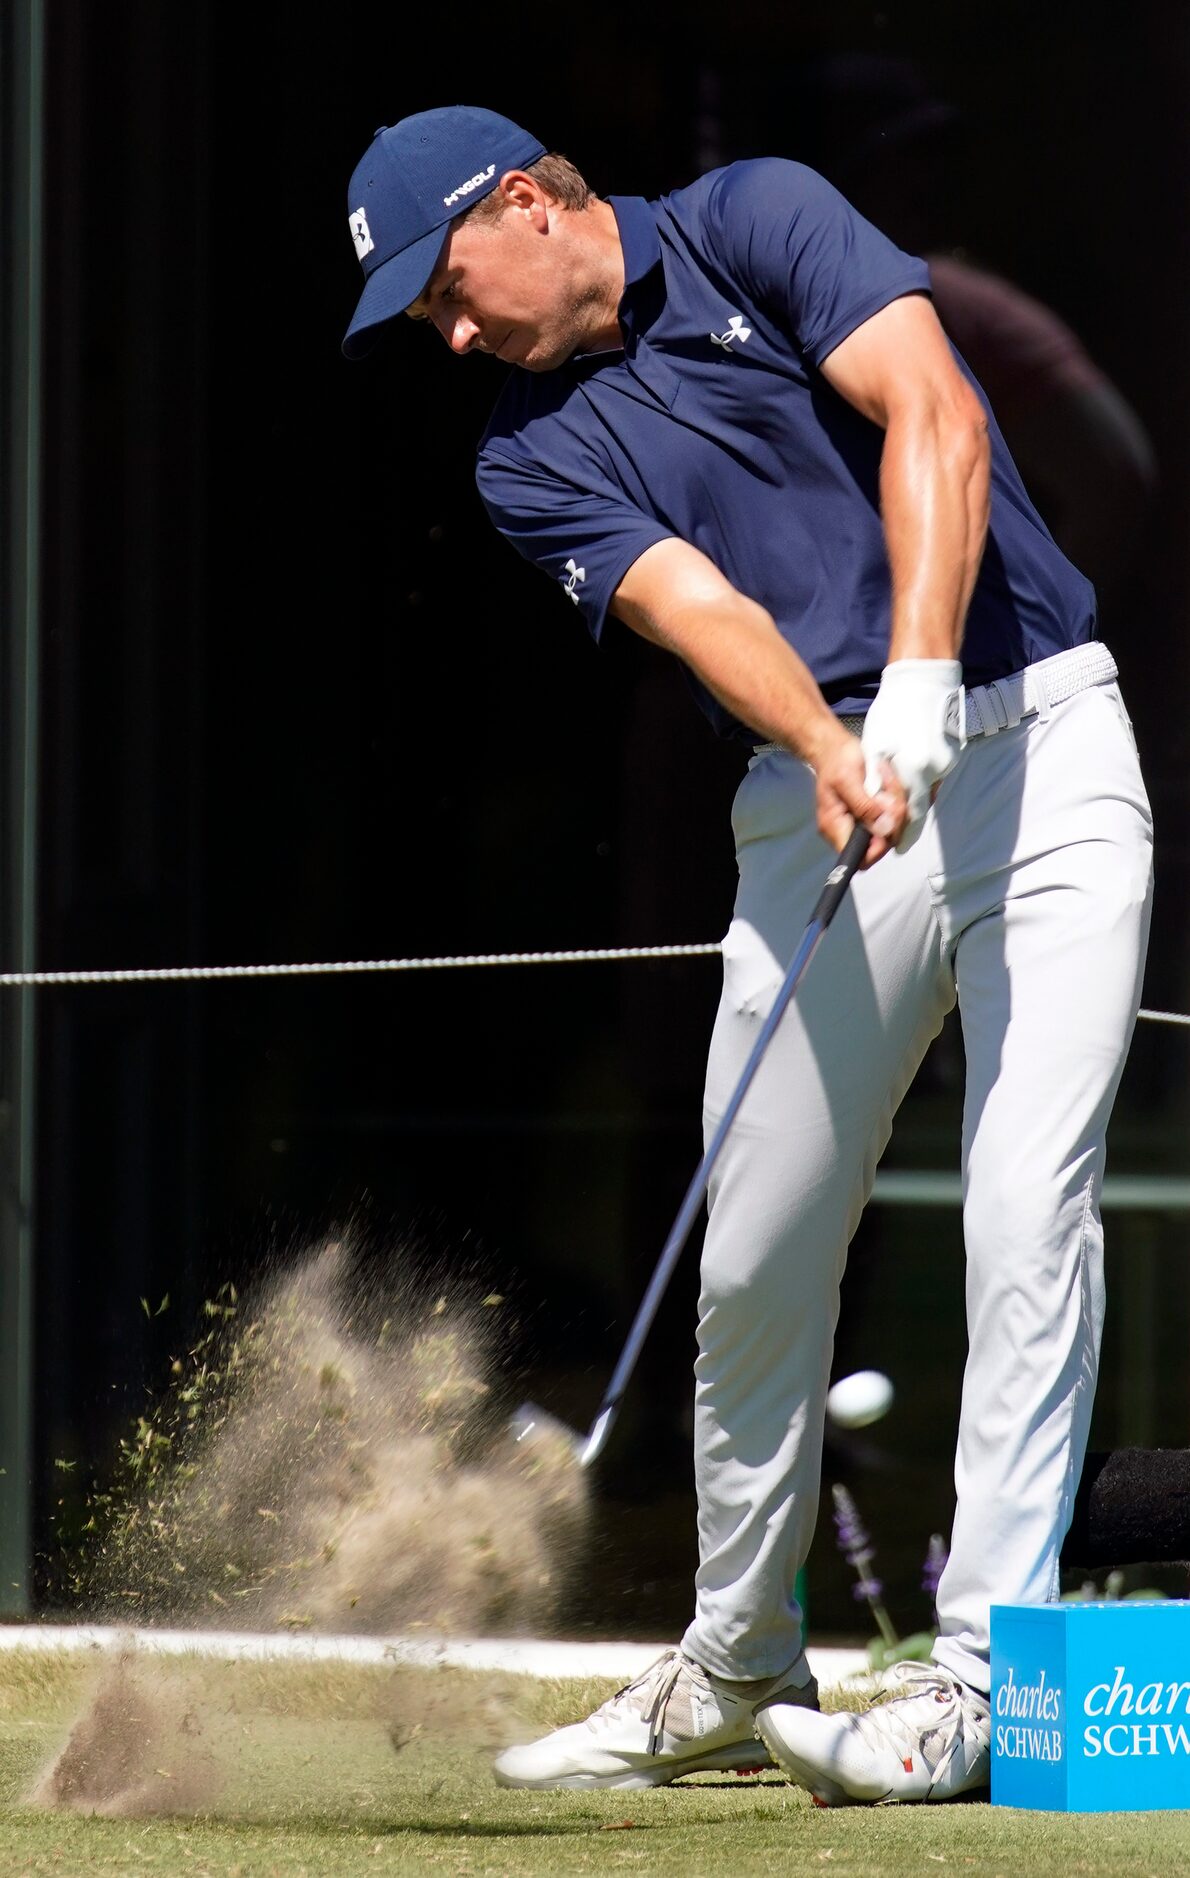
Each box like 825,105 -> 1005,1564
879,400 -> 990,663
626,589 -> 842,767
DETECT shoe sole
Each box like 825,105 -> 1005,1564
492,1742 -> 776,1791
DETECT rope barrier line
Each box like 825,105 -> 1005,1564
0,942 -> 724,988
0,950 -> 1182,1026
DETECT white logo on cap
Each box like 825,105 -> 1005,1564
349,207 -> 375,261
443,163 -> 496,208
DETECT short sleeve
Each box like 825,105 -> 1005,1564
702,158 -> 931,366
476,443 -> 674,641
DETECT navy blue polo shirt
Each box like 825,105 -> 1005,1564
476,159 -> 1096,737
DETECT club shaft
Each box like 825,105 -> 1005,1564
581,822 -> 869,1466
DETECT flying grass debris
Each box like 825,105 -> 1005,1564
69,1239 -> 588,1638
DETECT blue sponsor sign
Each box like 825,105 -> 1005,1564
991,1602 -> 1190,1811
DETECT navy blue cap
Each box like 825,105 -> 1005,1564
342,105 -> 547,359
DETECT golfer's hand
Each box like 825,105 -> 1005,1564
814,723 -> 907,868
861,659 -> 964,850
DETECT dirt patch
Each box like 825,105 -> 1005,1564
30,1651 -> 224,1817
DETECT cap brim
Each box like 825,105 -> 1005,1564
341,224 -> 450,359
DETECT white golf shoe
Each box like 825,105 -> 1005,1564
755,1660 -> 991,1806
492,1647 -> 818,1790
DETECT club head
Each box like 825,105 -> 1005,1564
578,1404 -> 616,1469
508,1400 -> 587,1464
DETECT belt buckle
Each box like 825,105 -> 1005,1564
985,677 -> 1025,733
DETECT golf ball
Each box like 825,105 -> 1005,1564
825,1368 -> 894,1429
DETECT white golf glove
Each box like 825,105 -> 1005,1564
861,658 -> 965,850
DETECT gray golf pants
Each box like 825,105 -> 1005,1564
680,654 -> 1153,1695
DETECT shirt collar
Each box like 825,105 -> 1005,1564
609,196 -> 663,339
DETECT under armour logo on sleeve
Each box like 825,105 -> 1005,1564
711,314 -> 752,352
561,559 -> 587,604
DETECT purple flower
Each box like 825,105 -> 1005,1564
831,1483 -> 898,1648
831,1483 -> 872,1570
922,1532 -> 948,1603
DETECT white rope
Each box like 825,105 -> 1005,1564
0,953 -> 1183,1027
0,942 -> 724,988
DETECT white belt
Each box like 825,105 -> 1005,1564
754,643 -> 1118,760
946,641 -> 1117,740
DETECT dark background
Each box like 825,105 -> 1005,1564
27,0 -> 1190,1636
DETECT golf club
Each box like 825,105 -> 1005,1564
514,819 -> 871,1468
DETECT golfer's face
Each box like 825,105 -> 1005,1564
409,199 -> 590,372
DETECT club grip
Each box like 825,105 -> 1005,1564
809,822 -> 869,927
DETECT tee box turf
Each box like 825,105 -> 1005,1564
990,1601 -> 1190,1811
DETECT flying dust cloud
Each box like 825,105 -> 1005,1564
33,1238 -> 589,1816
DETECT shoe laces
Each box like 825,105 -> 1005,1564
859,1663 -> 985,1794
592,1650 -> 698,1757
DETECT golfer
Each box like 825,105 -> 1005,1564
342,106 -> 1153,1804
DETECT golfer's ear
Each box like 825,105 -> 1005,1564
497,171 -> 546,219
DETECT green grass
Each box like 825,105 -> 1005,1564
0,1650 -> 1187,1875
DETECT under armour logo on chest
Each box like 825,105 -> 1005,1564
561,558 -> 586,605
710,314 -> 752,353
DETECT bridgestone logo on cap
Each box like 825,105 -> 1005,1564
443,163 -> 496,208
349,208 -> 374,260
